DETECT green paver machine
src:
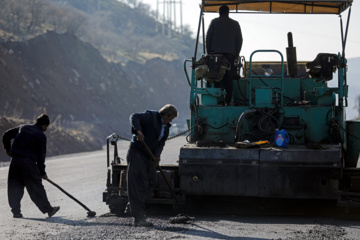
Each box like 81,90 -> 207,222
181,0 -> 360,205
103,0 -> 360,214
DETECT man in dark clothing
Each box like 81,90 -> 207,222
2,114 -> 60,218
126,104 -> 178,227
206,4 -> 243,105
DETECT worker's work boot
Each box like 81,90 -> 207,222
13,213 -> 23,218
48,206 -> 60,217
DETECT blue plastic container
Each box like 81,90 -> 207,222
274,129 -> 289,147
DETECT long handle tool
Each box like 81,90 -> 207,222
141,141 -> 194,224
141,141 -> 183,211
45,178 -> 96,217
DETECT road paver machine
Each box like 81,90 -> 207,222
104,0 -> 360,214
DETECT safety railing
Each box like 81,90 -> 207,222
248,50 -> 285,108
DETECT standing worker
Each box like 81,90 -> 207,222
206,4 -> 243,106
126,104 -> 178,227
2,114 -> 60,218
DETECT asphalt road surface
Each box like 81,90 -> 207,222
1,136 -> 360,239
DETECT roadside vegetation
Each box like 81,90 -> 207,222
0,0 -> 194,64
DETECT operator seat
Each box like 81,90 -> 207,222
306,53 -> 341,81
195,54 -> 230,83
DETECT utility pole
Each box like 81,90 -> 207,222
156,0 -> 183,37
180,0 -> 183,35
168,0 -> 172,37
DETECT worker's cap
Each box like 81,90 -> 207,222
36,114 -> 50,126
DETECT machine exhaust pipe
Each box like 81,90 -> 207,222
286,32 -> 298,78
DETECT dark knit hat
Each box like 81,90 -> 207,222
36,114 -> 50,126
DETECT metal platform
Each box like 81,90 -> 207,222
179,144 -> 342,199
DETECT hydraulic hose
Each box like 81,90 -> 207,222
235,109 -> 257,142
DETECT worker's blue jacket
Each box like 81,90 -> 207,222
129,110 -> 170,158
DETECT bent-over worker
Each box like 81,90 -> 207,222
126,104 -> 178,227
2,114 -> 60,218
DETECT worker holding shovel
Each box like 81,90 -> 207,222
2,114 -> 60,218
125,104 -> 178,227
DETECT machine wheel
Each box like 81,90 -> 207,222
108,196 -> 128,216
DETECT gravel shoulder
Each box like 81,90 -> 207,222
4,212 -> 360,240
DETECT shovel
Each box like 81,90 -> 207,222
140,141 -> 194,224
140,141 -> 183,211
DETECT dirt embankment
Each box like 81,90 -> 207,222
0,32 -> 190,163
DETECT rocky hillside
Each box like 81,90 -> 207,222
0,31 -> 191,163
0,0 -> 196,163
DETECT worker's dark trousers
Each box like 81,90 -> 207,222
223,53 -> 235,105
8,156 -> 53,215
126,147 -> 157,221
214,53 -> 235,105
